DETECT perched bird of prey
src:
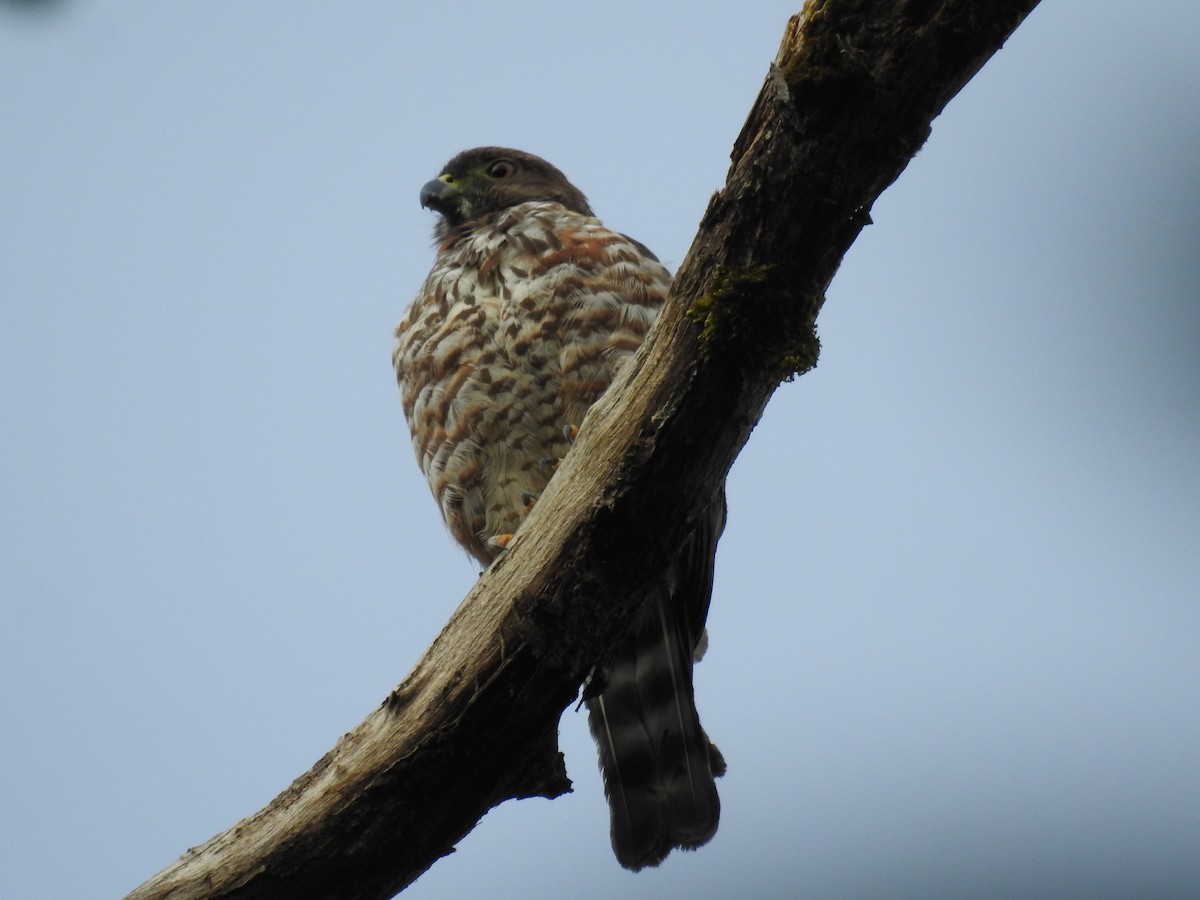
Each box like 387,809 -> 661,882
393,147 -> 725,870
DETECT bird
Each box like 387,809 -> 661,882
393,147 -> 725,870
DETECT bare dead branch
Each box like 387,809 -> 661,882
126,2 -> 1041,898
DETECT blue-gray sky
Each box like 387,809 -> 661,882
2,2 -> 1198,898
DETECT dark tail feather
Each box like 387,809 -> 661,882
586,586 -> 725,870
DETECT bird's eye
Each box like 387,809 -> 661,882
486,159 -> 518,179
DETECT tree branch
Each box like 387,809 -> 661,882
126,2 -> 1040,898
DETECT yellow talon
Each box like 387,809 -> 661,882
487,533 -> 514,551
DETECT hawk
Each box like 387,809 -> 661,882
393,147 -> 725,870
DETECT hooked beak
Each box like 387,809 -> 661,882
419,177 -> 460,215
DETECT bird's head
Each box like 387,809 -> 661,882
420,147 -> 593,238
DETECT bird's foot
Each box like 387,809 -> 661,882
486,533 -> 514,552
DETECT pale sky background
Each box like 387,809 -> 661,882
2,2 -> 1198,898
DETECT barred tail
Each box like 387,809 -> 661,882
586,505 -> 727,871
